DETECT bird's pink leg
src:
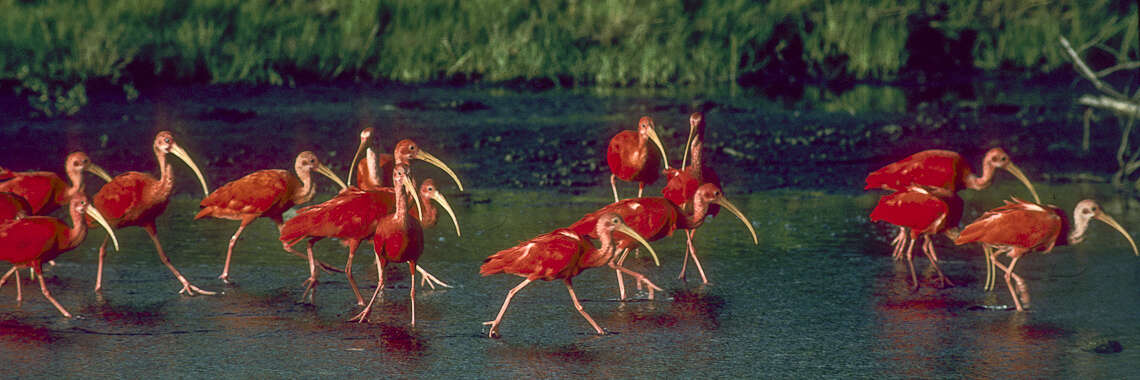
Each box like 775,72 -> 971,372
922,237 -> 954,288
37,270 -> 71,318
637,183 -> 644,198
343,240 -> 364,306
300,240 -> 320,304
416,265 -> 451,290
350,255 -> 386,323
219,218 -> 252,283
991,254 -> 1025,311
614,248 -> 628,300
678,231 -> 692,280
686,230 -> 710,284
609,261 -> 662,300
565,278 -> 605,335
0,266 -> 22,303
94,236 -> 109,292
483,278 -> 532,338
408,261 -> 416,326
610,174 -> 620,203
904,235 -> 919,290
144,225 -> 216,296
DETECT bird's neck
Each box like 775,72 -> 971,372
418,199 -> 437,228
393,180 -> 407,223
681,197 -> 711,230
66,209 -> 88,248
155,152 -> 174,198
1067,214 -> 1091,246
689,137 -> 703,172
65,169 -> 83,199
965,163 -> 994,190
294,167 -> 316,204
592,228 -> 617,266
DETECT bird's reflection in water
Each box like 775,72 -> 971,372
488,342 -> 601,378
606,287 -> 723,332
80,297 -> 167,327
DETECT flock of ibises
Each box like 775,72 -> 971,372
0,112 -> 1137,337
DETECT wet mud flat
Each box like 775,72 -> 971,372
0,79 -> 1118,197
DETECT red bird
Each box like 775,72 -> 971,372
955,199 -> 1138,311
662,112 -> 729,280
570,183 -> 758,292
869,185 -> 963,289
607,116 -> 670,202
195,151 -> 347,283
0,192 -> 32,221
348,135 -> 465,192
0,196 -> 119,317
481,213 -> 659,338
280,171 -> 458,306
0,152 -> 112,215
91,131 -> 214,296
864,148 -> 1040,263
350,165 -> 425,324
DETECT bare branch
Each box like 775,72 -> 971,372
1096,61 -> 1140,78
1078,95 -> 1140,117
1060,36 -> 1128,99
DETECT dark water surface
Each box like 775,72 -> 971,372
2,181 -> 1139,378
2,82 -> 1138,377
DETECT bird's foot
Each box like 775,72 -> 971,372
482,321 -> 501,339
316,260 -> 344,274
299,278 -> 318,304
349,308 -> 372,323
936,276 -> 956,289
218,274 -> 232,284
180,283 -> 217,296
418,271 -> 453,290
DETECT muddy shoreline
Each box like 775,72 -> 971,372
0,81 -> 1119,197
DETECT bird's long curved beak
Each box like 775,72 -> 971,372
347,132 -> 370,187
86,163 -> 113,183
681,122 -> 697,168
86,206 -> 119,251
713,195 -> 759,245
1003,164 -> 1040,204
315,164 -> 348,191
614,222 -> 660,266
1094,212 -> 1139,256
430,191 -> 461,237
169,143 -> 209,196
416,150 -> 464,192
646,126 -> 670,170
402,175 -> 423,220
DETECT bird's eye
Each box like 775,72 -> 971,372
164,138 -> 171,143
427,187 -> 434,191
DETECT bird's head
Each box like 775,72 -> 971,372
597,212 -> 659,266
695,184 -> 758,245
1072,199 -> 1138,255
154,131 -> 209,196
637,116 -> 670,170
296,151 -> 347,191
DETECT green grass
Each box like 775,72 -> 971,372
1,0 -> 1136,115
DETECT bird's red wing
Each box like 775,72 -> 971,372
606,131 -> 640,180
662,169 -> 699,207
197,170 -> 292,219
864,150 -> 963,191
373,216 -> 423,263
0,192 -> 32,220
93,172 -> 151,222
0,217 -> 68,265
0,173 -> 63,214
870,190 -> 949,233
280,188 -> 395,244
569,198 -> 677,242
479,230 -> 589,280
955,202 -> 1062,251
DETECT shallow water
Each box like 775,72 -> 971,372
2,180 -> 1139,378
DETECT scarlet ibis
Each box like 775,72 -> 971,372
195,151 -> 347,283
954,199 -> 1139,311
607,116 -> 670,202
570,183 -> 758,292
869,185 -> 963,289
0,192 -> 32,221
864,148 -> 1041,264
347,137 -> 465,192
0,196 -> 119,317
91,131 -> 214,296
280,166 -> 458,306
0,152 -> 112,215
346,127 -> 374,188
350,165 -> 425,324
481,213 -> 659,338
662,112 -> 727,280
